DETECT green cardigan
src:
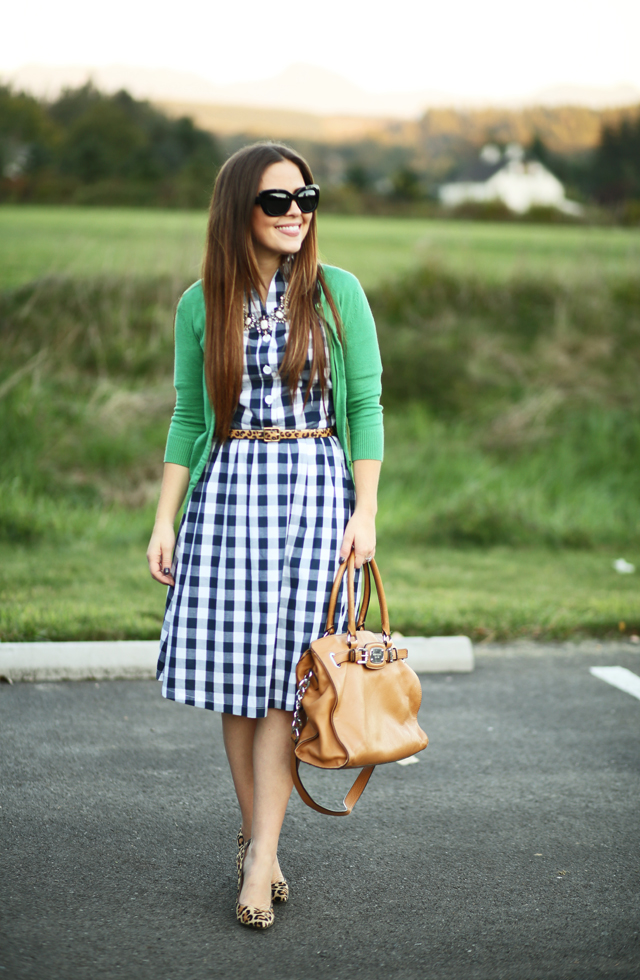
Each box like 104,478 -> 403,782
164,264 -> 384,505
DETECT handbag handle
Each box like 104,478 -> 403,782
356,561 -> 371,630
324,553 -> 391,638
291,755 -> 376,816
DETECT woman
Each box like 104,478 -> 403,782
147,142 -> 383,929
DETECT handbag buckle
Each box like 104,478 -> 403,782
353,644 -> 387,667
368,646 -> 385,666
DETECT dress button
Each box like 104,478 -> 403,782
264,395 -> 273,405
263,365 -> 272,375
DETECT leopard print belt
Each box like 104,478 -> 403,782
228,425 -> 335,443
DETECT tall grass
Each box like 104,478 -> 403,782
0,276 -> 181,542
378,408 -> 640,548
1,266 -> 639,640
372,264 -> 640,548
1,267 -> 638,551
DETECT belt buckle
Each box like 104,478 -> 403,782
263,426 -> 284,442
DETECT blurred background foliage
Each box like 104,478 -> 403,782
2,82 -> 640,220
0,83 -> 222,207
1,267 -> 638,552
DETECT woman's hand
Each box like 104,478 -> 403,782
147,520 -> 177,586
147,463 -> 190,586
339,459 -> 381,569
339,508 -> 376,569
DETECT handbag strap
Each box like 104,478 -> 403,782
356,561 -> 371,630
291,752 -> 376,816
324,553 -> 390,637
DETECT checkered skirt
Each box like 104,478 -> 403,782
157,272 -> 357,718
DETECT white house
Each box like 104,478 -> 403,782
439,143 -> 583,216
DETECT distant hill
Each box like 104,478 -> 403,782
156,99 -> 640,177
413,105 -> 640,179
155,100 -> 395,143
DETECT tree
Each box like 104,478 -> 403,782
345,162 -> 371,192
54,86 -> 222,184
0,82 -> 223,204
591,114 -> 640,203
0,86 -> 56,176
391,166 -> 422,200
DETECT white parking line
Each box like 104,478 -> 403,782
396,756 -> 420,766
590,666 -> 640,701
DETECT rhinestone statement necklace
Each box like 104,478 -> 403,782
244,290 -> 289,337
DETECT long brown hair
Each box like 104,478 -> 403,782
202,142 -> 342,441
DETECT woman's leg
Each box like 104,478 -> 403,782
222,708 -> 293,905
221,714 -> 257,841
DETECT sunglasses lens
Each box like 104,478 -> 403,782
297,186 -> 319,212
256,185 -> 320,216
259,191 -> 291,216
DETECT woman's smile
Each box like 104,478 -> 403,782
275,222 -> 302,237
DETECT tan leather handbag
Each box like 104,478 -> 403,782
291,553 -> 428,815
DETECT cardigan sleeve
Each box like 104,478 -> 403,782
164,289 -> 207,467
338,273 -> 384,462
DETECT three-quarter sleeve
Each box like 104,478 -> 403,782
164,289 -> 207,467
330,270 -> 383,462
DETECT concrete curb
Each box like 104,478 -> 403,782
0,636 -> 474,683
400,635 -> 475,673
0,641 -> 159,683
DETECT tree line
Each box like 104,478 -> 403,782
528,122 -> 640,208
0,83 -> 222,207
1,82 -> 639,216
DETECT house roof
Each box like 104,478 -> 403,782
449,158 -> 506,183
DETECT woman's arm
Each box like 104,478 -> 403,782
146,462 -> 190,585
148,286 -> 206,585
328,271 -> 383,568
336,272 -> 384,464
339,459 -> 381,569
164,287 -> 207,467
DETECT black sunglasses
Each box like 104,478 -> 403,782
254,184 -> 320,217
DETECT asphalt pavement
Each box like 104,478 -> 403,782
1,641 -> 639,980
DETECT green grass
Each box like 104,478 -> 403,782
2,210 -> 639,642
377,544 -> 640,641
321,215 -> 640,287
2,206 -> 640,291
3,275 -> 639,551
0,206 -> 207,291
0,530 -> 164,643
1,534 -> 637,643
378,410 -> 640,550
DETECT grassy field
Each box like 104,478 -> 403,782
2,536 -> 637,643
2,206 -> 640,291
1,205 -> 639,642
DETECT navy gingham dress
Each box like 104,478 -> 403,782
157,270 -> 358,718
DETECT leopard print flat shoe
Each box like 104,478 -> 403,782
237,830 -> 289,903
235,838 -> 275,930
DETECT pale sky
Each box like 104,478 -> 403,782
3,0 -> 639,99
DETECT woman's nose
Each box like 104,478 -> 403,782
285,200 -> 302,216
